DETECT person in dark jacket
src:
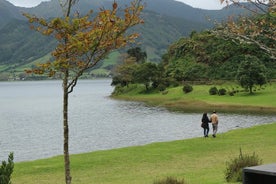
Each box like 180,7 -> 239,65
201,112 -> 210,137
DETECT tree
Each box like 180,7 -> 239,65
127,46 -> 147,63
236,55 -> 267,93
0,153 -> 14,184
112,47 -> 146,87
216,0 -> 276,58
133,62 -> 158,91
111,56 -> 138,87
24,0 -> 143,183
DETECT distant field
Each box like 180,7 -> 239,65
0,51 -> 120,78
12,123 -> 276,184
113,82 -> 276,114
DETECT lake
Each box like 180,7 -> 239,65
0,79 -> 276,162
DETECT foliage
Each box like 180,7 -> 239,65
209,86 -> 218,95
153,176 -> 186,184
112,47 -> 169,92
162,30 -> 275,83
217,0 -> 276,58
24,1 -> 144,82
218,88 -> 227,95
127,47 -> 147,63
111,57 -> 138,87
225,148 -> 262,182
182,84 -> 193,94
112,83 -> 142,95
236,55 -> 267,93
133,62 -> 160,91
0,153 -> 14,184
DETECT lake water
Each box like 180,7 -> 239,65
0,79 -> 276,162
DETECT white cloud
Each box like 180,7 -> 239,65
175,0 -> 228,10
7,0 -> 50,7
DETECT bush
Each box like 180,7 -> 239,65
228,91 -> 235,96
0,152 -> 14,184
182,84 -> 193,94
218,88 -> 227,95
209,86 -> 218,95
154,176 -> 186,184
158,84 -> 167,92
225,149 -> 262,182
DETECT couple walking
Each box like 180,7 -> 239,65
201,111 -> 218,138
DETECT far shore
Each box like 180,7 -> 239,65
111,83 -> 276,115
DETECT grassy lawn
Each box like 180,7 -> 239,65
12,123 -> 276,184
113,83 -> 276,114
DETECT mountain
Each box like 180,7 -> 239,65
20,0 -> 248,22
0,0 -> 24,28
0,0 -> 250,78
0,19 -> 56,65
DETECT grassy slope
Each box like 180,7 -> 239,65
13,123 -> 276,184
114,83 -> 276,114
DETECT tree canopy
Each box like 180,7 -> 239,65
217,0 -> 276,58
236,55 -> 267,93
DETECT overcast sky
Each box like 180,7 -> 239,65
6,0 -> 227,9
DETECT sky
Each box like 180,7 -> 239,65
6,0 -> 227,10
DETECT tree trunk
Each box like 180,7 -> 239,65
63,72 -> 72,184
249,86 -> 253,94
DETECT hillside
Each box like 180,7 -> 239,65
0,0 -> 24,28
0,0 -> 249,79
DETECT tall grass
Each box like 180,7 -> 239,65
13,123 -> 276,184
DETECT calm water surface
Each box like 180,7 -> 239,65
0,79 -> 276,162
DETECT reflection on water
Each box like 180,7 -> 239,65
0,79 -> 276,162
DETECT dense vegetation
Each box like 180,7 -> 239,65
112,30 -> 275,96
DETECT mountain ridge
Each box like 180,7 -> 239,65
0,0 -> 250,78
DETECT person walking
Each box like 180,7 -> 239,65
201,112 -> 210,137
210,110 -> 219,137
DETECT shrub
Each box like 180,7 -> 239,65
0,152 -> 14,184
158,84 -> 167,92
218,88 -> 227,95
182,84 -> 193,94
112,85 -> 124,95
228,91 -> 235,96
225,149 -> 262,182
154,176 -> 186,184
209,86 -> 218,95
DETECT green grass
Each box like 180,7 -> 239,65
113,83 -> 276,114
12,123 -> 276,184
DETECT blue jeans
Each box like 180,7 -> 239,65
203,127 -> 209,137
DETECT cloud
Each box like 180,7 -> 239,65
175,0 -> 227,10
7,0 -> 50,8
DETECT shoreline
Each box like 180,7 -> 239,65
111,95 -> 276,115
